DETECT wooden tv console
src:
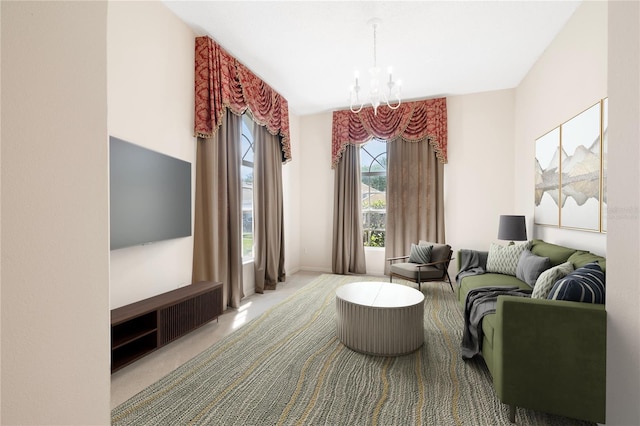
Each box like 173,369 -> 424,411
110,281 -> 223,373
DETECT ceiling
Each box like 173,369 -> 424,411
162,1 -> 582,116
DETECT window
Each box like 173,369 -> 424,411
241,114 -> 254,259
361,139 -> 387,247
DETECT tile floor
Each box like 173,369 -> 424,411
110,270 -> 323,409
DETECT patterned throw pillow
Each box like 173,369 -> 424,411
486,242 -> 530,276
547,262 -> 605,304
409,243 -> 433,264
531,261 -> 574,299
419,241 -> 451,270
516,249 -> 551,287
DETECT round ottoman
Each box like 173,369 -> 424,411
335,281 -> 425,356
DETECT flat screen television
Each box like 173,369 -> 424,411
109,136 -> 192,250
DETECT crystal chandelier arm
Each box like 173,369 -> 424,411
384,76 -> 402,110
349,70 -> 364,113
380,66 -> 401,109
350,90 -> 364,113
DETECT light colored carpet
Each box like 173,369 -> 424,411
112,274 -> 593,425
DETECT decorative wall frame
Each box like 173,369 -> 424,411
534,98 -> 607,233
602,98 -> 608,232
534,127 -> 561,226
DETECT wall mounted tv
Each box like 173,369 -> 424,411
109,136 -> 192,250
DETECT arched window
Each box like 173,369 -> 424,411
360,139 -> 387,247
241,114 -> 255,259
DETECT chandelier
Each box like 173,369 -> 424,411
349,18 -> 402,115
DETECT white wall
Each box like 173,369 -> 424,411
365,248 -> 387,276
283,113 -> 302,275
1,1 -> 110,424
514,0 -> 607,256
108,1 -> 197,309
607,2 -> 640,424
299,112 -> 335,272
446,89 -> 517,253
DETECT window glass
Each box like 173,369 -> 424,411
241,115 -> 254,259
361,139 -> 387,247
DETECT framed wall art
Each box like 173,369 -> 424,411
535,127 -> 561,226
560,101 -> 601,231
534,98 -> 607,233
602,97 -> 608,232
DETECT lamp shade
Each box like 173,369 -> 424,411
498,215 -> 527,241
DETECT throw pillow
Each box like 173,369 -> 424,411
516,249 -> 551,287
409,243 -> 433,264
486,241 -> 530,276
531,261 -> 574,299
419,241 -> 451,270
547,262 -> 605,304
530,239 -> 578,266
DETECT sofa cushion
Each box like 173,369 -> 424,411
548,262 -> 605,304
486,241 -> 529,275
530,239 -> 577,266
516,250 -> 551,287
458,273 -> 530,304
531,261 -> 574,299
409,243 -> 433,264
567,251 -> 607,272
419,241 -> 450,271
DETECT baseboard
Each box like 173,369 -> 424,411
298,266 -> 333,273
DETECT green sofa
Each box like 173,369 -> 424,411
457,239 -> 606,423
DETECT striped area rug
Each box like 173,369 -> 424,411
112,274 -> 593,425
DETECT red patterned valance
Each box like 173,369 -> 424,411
194,36 -> 291,163
331,97 -> 447,168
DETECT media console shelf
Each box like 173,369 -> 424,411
111,281 -> 223,373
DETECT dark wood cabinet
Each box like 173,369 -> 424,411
111,281 -> 223,373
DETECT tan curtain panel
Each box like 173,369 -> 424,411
253,123 -> 286,292
384,138 -> 445,275
192,112 -> 244,309
332,144 -> 367,274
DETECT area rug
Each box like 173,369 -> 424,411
112,274 -> 593,425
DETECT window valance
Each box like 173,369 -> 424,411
331,97 -> 447,168
194,36 -> 291,163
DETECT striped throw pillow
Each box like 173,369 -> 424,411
409,243 -> 433,264
547,262 -> 605,304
